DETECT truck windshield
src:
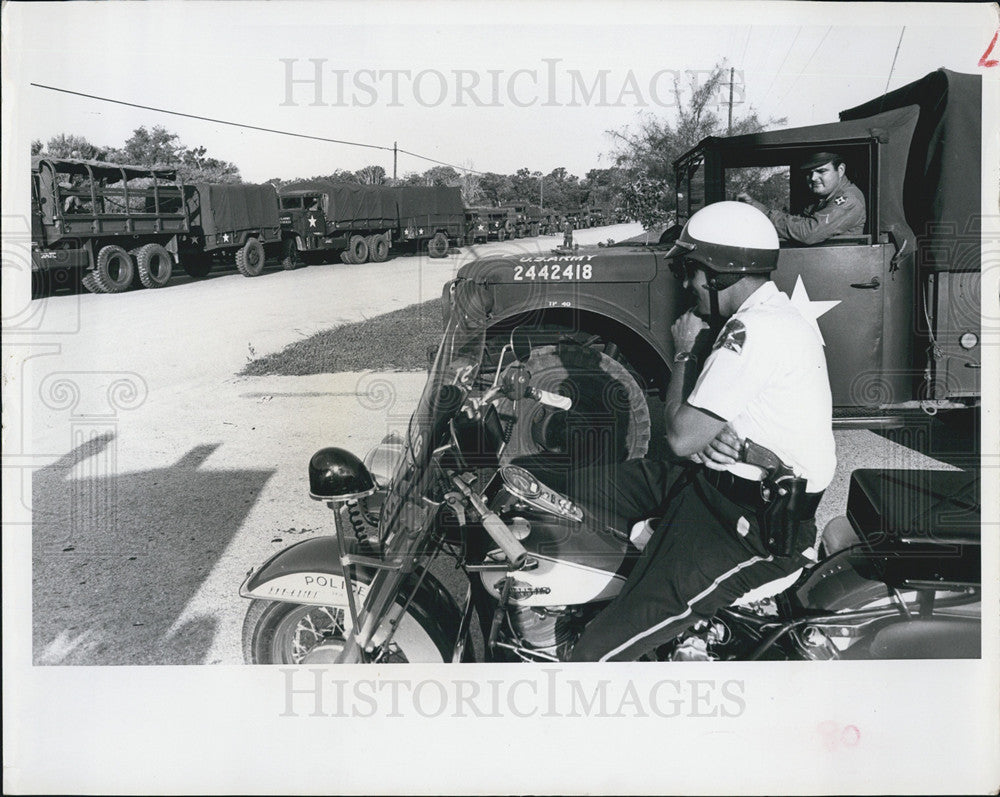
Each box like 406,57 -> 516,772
724,165 -> 790,212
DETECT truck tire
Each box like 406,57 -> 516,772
497,228 -> 506,243
81,272 -> 104,295
135,243 -> 173,288
236,237 -> 266,277
281,238 -> 301,270
90,245 -> 135,293
182,255 -> 212,279
427,232 -> 449,258
347,235 -> 369,264
368,234 -> 390,262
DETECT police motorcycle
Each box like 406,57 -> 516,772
240,277 -> 982,664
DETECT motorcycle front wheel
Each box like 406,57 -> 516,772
242,599 -> 448,664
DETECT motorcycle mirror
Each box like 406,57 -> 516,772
510,327 -> 533,363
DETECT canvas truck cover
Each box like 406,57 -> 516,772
688,104 -> 920,252
279,181 -> 397,228
839,69 -> 982,272
396,186 -> 465,227
189,183 -> 281,238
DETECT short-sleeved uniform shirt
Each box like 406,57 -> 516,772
686,281 -> 836,492
769,177 -> 866,245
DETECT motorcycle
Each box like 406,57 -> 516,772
240,278 -> 982,664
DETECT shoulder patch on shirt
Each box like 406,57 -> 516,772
713,318 -> 746,355
833,195 -> 847,205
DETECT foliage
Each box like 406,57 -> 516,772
35,126 -> 242,183
606,64 -> 786,230
241,299 -> 442,375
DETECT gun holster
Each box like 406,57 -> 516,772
760,477 -> 808,558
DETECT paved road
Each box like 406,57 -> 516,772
15,224 -> 960,665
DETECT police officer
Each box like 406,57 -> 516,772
737,151 -> 865,245
569,201 -> 835,662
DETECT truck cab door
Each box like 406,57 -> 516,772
774,240 -> 912,407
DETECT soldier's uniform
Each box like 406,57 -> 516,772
569,280 -> 835,662
768,176 -> 866,245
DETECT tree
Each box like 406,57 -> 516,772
354,164 -> 387,185
31,139 -> 44,156
478,172 -> 513,207
606,64 -> 785,230
43,133 -> 113,161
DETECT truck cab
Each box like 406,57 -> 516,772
454,69 -> 981,432
278,189 -> 329,253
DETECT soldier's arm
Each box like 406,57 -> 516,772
769,192 -> 865,245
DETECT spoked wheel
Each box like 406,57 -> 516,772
242,599 -> 447,664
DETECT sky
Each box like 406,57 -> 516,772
4,1 -> 998,185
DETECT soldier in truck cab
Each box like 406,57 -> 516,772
736,151 -> 866,245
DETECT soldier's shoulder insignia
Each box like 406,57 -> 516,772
833,195 -> 847,205
713,318 -> 746,355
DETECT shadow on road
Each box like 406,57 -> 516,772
32,432 -> 274,665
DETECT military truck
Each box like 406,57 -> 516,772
278,182 -> 397,265
472,206 -> 516,242
464,209 -> 489,245
179,182 -> 282,278
500,203 -> 531,238
452,69 -> 982,443
31,157 -> 282,294
396,185 -> 465,258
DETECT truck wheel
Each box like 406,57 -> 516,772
90,245 -> 135,293
182,255 -> 212,279
368,234 -> 390,262
236,237 -> 266,277
135,243 -> 173,288
81,272 -> 104,295
347,234 -> 369,264
427,232 -> 449,258
497,228 -> 506,242
281,239 -> 301,270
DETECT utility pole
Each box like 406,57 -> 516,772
727,66 -> 734,135
393,141 -> 397,181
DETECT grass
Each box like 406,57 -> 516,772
241,299 -> 443,376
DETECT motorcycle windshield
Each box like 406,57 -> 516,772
378,278 -> 491,542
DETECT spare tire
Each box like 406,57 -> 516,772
90,245 -> 135,293
135,243 -> 173,288
236,237 -> 266,277
427,232 -> 449,258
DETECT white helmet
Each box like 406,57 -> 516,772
666,201 -> 779,275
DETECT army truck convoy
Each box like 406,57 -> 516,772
30,157 -> 607,294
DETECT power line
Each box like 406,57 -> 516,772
740,26 -> 753,68
884,27 -> 906,93
31,83 -> 393,153
776,26 -> 832,106
31,82 -> 488,177
761,26 -> 802,105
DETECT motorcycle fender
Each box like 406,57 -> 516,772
240,538 -> 468,659
240,537 -> 372,607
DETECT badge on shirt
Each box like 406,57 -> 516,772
833,195 -> 847,205
713,318 -> 746,355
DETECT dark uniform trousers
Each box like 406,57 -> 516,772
568,459 -> 814,662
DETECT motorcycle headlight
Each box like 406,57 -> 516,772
363,434 -> 406,487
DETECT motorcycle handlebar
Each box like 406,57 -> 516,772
527,387 -> 573,410
449,472 -> 528,569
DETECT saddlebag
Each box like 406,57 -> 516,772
846,469 -> 980,588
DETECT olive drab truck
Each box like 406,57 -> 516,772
277,182 -> 398,265
395,185 -> 465,258
465,209 -> 489,245
180,182 -> 282,278
31,158 -> 188,294
31,157 -> 284,294
452,69 -> 983,456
